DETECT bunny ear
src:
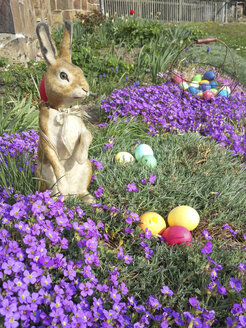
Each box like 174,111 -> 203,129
36,23 -> 57,65
60,20 -> 73,63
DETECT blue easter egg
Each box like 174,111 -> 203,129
209,80 -> 218,89
188,86 -> 198,95
200,83 -> 211,92
203,71 -> 215,81
135,144 -> 154,161
218,89 -> 229,97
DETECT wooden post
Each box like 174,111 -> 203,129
179,0 -> 182,22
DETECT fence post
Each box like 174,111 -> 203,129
179,0 -> 183,22
137,0 -> 143,18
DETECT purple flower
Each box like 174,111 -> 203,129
124,254 -> 133,264
110,288 -> 121,303
148,173 -> 156,184
202,229 -> 212,240
94,186 -> 104,198
148,295 -> 161,309
91,159 -> 103,170
144,228 -> 152,239
229,277 -> 242,292
217,285 -> 227,295
23,270 -> 37,284
126,182 -> 139,192
160,285 -> 174,296
201,241 -> 213,254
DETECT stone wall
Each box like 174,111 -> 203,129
0,0 -> 100,62
50,0 -> 100,26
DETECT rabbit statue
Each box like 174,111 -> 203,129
36,21 -> 95,204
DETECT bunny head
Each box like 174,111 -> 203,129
36,21 -> 89,109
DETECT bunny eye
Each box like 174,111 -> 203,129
60,72 -> 69,81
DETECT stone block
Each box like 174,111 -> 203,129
73,0 -> 81,9
57,0 -> 73,10
87,3 -> 99,12
81,0 -> 87,10
52,10 -> 63,25
10,0 -> 22,33
50,0 -> 57,10
0,0 -> 15,33
62,10 -> 77,21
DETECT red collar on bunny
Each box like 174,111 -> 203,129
39,75 -> 48,102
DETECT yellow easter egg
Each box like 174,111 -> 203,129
115,152 -> 135,164
167,205 -> 200,231
199,80 -> 210,85
139,212 -> 166,235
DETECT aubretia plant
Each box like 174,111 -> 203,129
101,82 -> 246,159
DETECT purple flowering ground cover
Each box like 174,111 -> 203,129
101,82 -> 246,158
0,82 -> 246,327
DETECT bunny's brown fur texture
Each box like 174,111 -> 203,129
36,21 -> 94,204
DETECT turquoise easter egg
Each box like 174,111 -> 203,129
218,89 -> 229,97
141,155 -> 157,168
203,71 -> 215,81
210,80 -> 218,89
220,86 -> 231,94
135,144 -> 153,161
188,86 -> 198,95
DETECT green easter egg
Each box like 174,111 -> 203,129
193,74 -> 202,82
210,88 -> 218,95
141,155 -> 157,168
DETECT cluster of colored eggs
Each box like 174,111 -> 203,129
115,144 -> 157,168
139,206 -> 200,246
172,71 -> 231,100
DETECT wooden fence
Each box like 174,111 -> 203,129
102,0 -> 227,23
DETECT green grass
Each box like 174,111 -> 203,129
181,22 -> 246,59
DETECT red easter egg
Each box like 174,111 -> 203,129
40,75 -> 48,102
203,90 -> 215,100
161,225 -> 192,246
172,75 -> 185,84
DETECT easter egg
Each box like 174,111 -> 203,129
172,75 -> 185,84
199,80 -> 210,85
218,89 -> 229,97
139,212 -> 166,235
210,88 -> 218,95
190,81 -> 199,88
40,75 -> 48,102
193,74 -> 202,82
188,86 -> 198,95
167,205 -> 200,231
141,155 -> 157,168
162,226 -> 192,246
209,80 -> 218,89
197,92 -> 203,97
115,152 -> 135,164
203,71 -> 216,81
179,81 -> 189,90
203,90 -> 215,100
200,83 -> 211,92
220,86 -> 231,94
135,144 -> 153,161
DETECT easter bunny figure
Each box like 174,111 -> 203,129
36,21 -> 94,204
